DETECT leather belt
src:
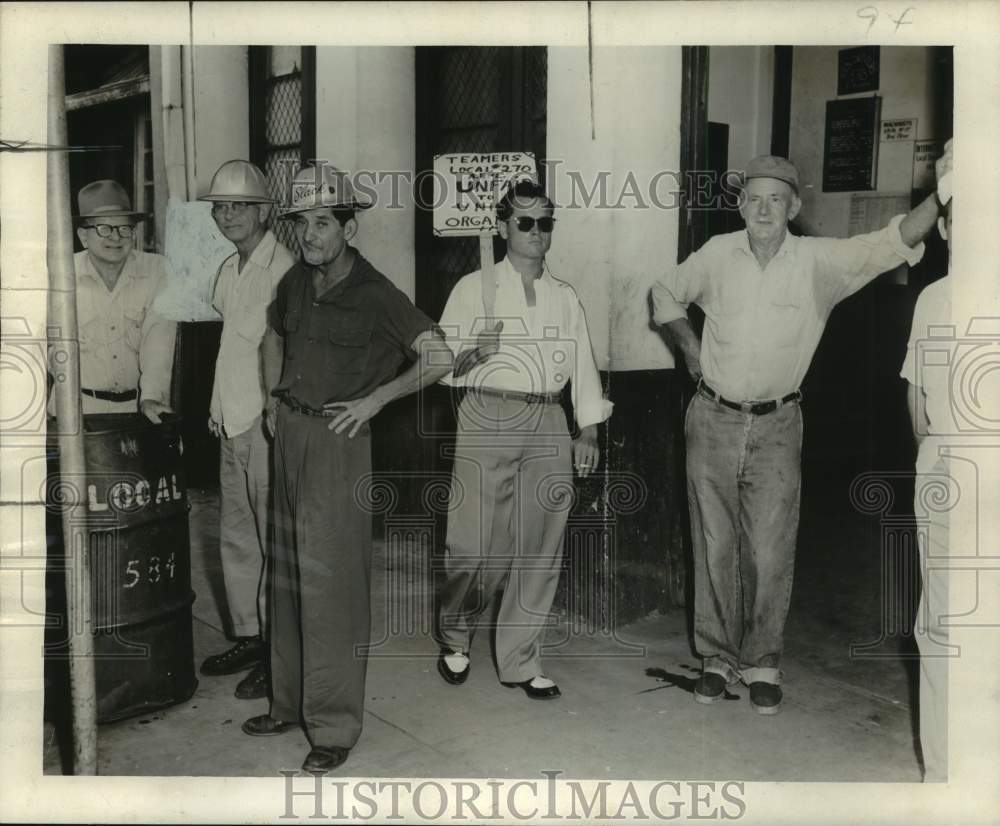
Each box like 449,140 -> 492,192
279,395 -> 337,417
697,379 -> 801,416
468,387 -> 562,405
81,388 -> 138,402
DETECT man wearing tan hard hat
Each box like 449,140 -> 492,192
652,153 -> 945,716
196,160 -> 296,702
67,179 -> 176,421
241,163 -> 453,773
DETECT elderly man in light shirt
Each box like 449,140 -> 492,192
197,160 -> 296,700
651,154 -> 942,714
436,180 -> 613,700
68,180 -> 175,421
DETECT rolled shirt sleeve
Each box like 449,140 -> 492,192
817,214 -> 926,305
650,244 -> 710,326
138,256 -> 177,404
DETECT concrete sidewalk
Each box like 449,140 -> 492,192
43,487 -> 921,781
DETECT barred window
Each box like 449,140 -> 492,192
249,46 -> 316,252
415,47 -> 548,320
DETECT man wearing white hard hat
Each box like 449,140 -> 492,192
197,160 -> 296,700
652,154 -> 944,715
241,164 -> 453,773
65,180 -> 176,421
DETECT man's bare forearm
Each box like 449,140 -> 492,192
899,192 -> 940,249
373,332 -> 454,406
663,317 -> 702,379
261,327 -> 283,398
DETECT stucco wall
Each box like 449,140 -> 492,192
546,46 -> 682,372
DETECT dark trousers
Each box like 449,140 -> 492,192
685,391 -> 803,685
268,404 -> 372,749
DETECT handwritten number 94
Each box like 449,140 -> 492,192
858,6 -> 915,33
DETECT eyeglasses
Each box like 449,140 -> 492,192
210,202 -> 255,216
86,224 -> 135,239
511,216 -> 556,233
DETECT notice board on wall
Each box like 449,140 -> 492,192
823,96 -> 881,192
837,46 -> 880,95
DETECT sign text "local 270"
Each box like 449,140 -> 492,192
433,151 -> 537,236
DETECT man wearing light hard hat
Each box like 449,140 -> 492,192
197,160 -> 296,700
241,163 -> 453,773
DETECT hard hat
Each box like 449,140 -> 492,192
280,164 -> 372,217
199,160 -> 275,203
76,180 -> 146,220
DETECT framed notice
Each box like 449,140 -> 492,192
838,45 -> 880,95
822,96 -> 881,192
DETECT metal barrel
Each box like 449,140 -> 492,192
45,413 -> 198,724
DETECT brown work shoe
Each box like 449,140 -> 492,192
235,662 -> 269,700
201,636 -> 264,676
241,714 -> 296,736
302,746 -> 350,773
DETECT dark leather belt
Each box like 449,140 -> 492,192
698,379 -> 801,416
279,395 -> 337,417
469,387 -> 562,405
81,388 -> 138,402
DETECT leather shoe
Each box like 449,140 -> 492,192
693,672 -> 727,704
235,662 -> 269,700
241,714 -> 296,736
503,678 -> 561,700
201,636 -> 264,676
749,681 -> 783,715
302,746 -> 349,773
437,649 -> 469,685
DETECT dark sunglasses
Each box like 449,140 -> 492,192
511,216 -> 556,233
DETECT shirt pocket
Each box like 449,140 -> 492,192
123,306 -> 146,352
766,298 -> 803,348
235,303 -> 268,344
327,326 -> 373,374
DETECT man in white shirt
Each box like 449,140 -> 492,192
900,139 -> 955,780
652,154 -> 942,714
68,180 -> 176,421
197,160 -> 295,699
436,181 -> 613,699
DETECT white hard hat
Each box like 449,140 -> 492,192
199,160 -> 275,203
280,164 -> 372,217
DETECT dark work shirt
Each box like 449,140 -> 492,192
268,250 -> 440,409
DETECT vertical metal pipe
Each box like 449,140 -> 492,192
47,43 -> 98,775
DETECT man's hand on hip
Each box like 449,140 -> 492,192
324,391 -> 386,437
208,416 -> 221,437
573,425 -> 600,478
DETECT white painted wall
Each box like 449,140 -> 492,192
708,46 -> 774,170
315,47 -> 416,300
547,47 -> 682,371
191,47 -> 249,195
789,46 -> 939,237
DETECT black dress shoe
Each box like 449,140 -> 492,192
302,746 -> 349,773
235,662 -> 269,700
503,678 -> 561,700
201,636 -> 264,676
693,672 -> 727,705
437,649 -> 469,685
241,714 -> 296,736
749,682 -> 783,715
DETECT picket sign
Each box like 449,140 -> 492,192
432,151 -> 538,324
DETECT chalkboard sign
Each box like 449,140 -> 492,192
823,96 -> 881,192
838,46 -> 880,95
